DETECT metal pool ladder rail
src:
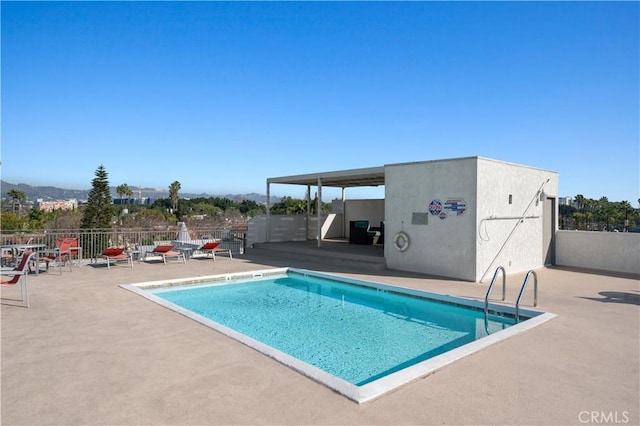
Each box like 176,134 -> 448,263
484,267 -> 538,328
515,270 -> 538,323
484,266 -> 506,318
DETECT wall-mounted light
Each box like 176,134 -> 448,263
540,189 -> 547,202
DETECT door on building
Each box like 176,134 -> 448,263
543,197 -> 556,265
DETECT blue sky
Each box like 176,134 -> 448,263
1,1 -> 638,202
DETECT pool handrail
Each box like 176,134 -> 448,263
484,265 -> 506,319
515,270 -> 538,323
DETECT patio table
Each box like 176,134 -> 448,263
177,247 -> 194,261
1,244 -> 46,275
126,250 -> 142,263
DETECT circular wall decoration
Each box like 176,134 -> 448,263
428,199 -> 443,216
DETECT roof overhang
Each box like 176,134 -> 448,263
267,166 -> 385,188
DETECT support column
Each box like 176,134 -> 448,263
342,187 -> 346,238
266,182 -> 271,243
317,178 -> 322,248
306,185 -> 311,240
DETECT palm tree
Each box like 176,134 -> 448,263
116,183 -> 133,205
116,184 -> 126,205
574,194 -> 585,213
126,185 -> 134,202
620,200 -> 632,230
169,181 -> 181,212
584,197 -> 598,230
7,189 -> 26,216
595,196 -> 611,230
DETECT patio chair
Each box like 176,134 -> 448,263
66,237 -> 81,265
198,241 -> 233,261
100,247 -> 133,269
1,248 -> 14,267
146,244 -> 186,265
41,238 -> 75,275
1,250 -> 35,308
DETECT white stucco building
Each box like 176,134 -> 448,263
254,156 -> 559,282
384,157 -> 557,281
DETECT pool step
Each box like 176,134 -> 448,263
247,241 -> 387,271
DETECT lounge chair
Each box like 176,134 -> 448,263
1,250 -> 35,308
198,241 -> 233,261
100,247 -> 133,269
146,244 -> 186,265
41,238 -> 75,274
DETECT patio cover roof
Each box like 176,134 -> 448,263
267,166 -> 385,188
266,166 -> 385,248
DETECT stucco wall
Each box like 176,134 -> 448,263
384,158 -> 478,281
247,214 -> 323,246
556,230 -> 640,275
246,215 -> 266,247
321,214 -> 342,239
475,158 -> 559,281
248,213 -> 342,246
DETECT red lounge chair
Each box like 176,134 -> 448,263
199,241 -> 233,261
100,247 -> 133,269
1,250 -> 35,308
147,245 -> 186,265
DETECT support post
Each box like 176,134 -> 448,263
317,178 -> 322,248
266,182 -> 271,243
342,187 -> 346,238
306,185 -> 311,240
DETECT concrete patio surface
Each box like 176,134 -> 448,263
2,247 -> 639,425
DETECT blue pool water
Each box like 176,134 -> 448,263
150,270 -> 514,386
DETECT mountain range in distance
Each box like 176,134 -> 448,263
0,180 -> 276,205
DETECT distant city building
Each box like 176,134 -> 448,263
113,197 -> 154,206
559,196 -> 573,206
36,198 -> 78,212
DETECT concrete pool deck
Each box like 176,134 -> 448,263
2,247 -> 639,425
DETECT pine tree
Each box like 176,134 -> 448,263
81,165 -> 113,229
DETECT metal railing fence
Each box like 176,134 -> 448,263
0,226 -> 246,261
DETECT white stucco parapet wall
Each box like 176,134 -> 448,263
556,230 -> 640,276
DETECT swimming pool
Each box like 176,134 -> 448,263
122,268 -> 556,403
